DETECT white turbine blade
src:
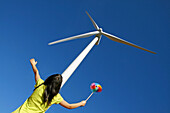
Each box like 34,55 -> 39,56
48,31 -> 100,45
86,11 -> 99,30
102,31 -> 156,54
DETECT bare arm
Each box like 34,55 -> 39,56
59,99 -> 86,109
30,58 -> 40,82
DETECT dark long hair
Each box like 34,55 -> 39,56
34,74 -> 62,105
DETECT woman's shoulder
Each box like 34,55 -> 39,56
52,93 -> 64,104
34,78 -> 44,88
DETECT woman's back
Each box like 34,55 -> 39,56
12,78 -> 63,113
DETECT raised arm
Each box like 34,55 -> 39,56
59,99 -> 86,109
30,58 -> 40,82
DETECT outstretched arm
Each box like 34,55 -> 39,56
59,99 -> 86,109
30,58 -> 40,82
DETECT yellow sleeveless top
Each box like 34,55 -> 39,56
12,78 -> 63,113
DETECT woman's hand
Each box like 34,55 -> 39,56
80,101 -> 86,107
30,58 -> 37,66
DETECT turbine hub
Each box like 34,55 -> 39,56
99,28 -> 103,32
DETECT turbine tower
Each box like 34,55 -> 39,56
49,12 -> 156,88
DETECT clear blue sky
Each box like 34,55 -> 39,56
0,0 -> 169,113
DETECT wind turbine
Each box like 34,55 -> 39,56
48,12 -> 156,88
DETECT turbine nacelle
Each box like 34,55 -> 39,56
48,12 -> 156,54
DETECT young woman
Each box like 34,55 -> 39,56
12,58 -> 86,113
